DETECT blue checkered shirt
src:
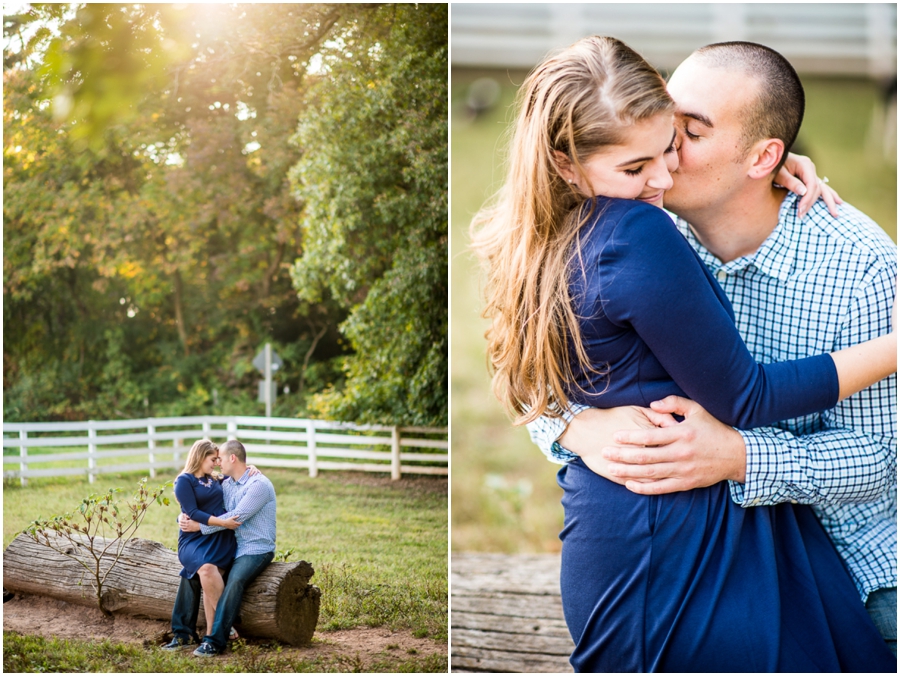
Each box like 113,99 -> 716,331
527,193 -> 897,601
200,469 -> 277,558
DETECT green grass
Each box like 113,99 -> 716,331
3,468 -> 448,642
450,68 -> 898,554
2,632 -> 448,673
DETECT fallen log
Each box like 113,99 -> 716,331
3,532 -> 320,646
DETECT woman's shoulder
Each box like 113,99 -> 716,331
175,472 -> 202,488
595,197 -> 675,232
577,197 -> 680,254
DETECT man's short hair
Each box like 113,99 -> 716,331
694,41 -> 805,174
220,439 -> 247,463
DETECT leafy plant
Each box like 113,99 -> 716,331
275,547 -> 296,563
21,478 -> 172,616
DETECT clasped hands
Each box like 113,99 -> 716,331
564,396 -> 747,495
178,513 -> 242,531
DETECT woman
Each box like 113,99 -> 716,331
471,36 -> 896,671
173,439 -> 240,640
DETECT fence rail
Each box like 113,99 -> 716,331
3,415 -> 447,485
452,3 -> 897,78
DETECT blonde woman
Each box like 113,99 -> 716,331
472,36 -> 895,671
168,439 -> 239,646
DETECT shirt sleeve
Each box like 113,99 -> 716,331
173,474 -> 213,526
217,478 -> 275,523
526,402 -> 588,463
597,206 -> 839,429
729,263 -> 897,506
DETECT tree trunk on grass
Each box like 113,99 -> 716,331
3,533 -> 320,645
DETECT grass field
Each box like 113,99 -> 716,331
3,466 -> 447,670
2,632 -> 447,673
450,68 -> 898,554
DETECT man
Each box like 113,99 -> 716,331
528,42 -> 897,652
162,439 -> 277,656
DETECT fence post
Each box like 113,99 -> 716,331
147,423 -> 156,479
306,422 -> 318,478
174,436 -> 182,467
202,419 -> 211,440
88,423 -> 97,484
19,430 -> 28,487
227,419 -> 237,441
391,427 -> 401,481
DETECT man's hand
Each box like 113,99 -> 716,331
560,406 -> 677,483
178,513 -> 201,532
601,396 -> 747,495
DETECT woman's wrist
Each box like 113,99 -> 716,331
831,332 -> 897,401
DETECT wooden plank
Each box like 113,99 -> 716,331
451,552 -> 562,594
399,465 -> 448,475
451,611 -> 569,638
451,553 -> 571,673
451,592 -> 564,620
451,645 -> 572,673
453,628 -> 572,656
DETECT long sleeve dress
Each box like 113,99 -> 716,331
558,197 -> 895,672
173,473 -> 237,579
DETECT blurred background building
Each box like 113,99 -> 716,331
450,3 -> 898,557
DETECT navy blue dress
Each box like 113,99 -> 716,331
173,473 -> 237,580
559,197 -> 895,672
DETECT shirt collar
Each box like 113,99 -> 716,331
232,468 -> 253,485
671,192 -> 800,282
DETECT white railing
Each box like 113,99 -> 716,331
451,3 -> 897,78
3,416 -> 448,485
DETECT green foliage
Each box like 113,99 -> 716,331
3,4 -> 445,424
22,478 -> 173,615
290,4 -> 448,426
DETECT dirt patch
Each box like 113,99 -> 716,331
3,592 -> 445,665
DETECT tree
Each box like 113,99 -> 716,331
290,4 -> 448,426
3,4 -> 447,426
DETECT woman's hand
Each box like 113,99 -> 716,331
208,514 -> 242,530
246,464 -> 262,477
565,406 -> 676,484
776,153 -> 842,219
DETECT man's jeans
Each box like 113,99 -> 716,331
866,587 -> 897,657
170,551 -> 274,649
204,551 -> 274,651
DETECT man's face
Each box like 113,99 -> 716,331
219,452 -> 235,476
663,56 -> 760,217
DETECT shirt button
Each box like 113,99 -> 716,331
716,270 -> 727,282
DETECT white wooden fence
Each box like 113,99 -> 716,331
2,416 -> 448,486
451,3 -> 897,78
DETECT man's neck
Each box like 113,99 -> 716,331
228,463 -> 248,481
678,186 -> 787,263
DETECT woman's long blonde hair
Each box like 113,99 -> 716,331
181,439 -> 218,477
471,36 -> 673,424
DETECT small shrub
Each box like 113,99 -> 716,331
21,478 -> 172,616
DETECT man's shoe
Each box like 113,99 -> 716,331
161,636 -> 197,651
192,641 -> 220,657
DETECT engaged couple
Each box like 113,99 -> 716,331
162,439 -> 277,657
473,37 -> 896,671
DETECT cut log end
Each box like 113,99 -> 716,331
273,564 -> 322,645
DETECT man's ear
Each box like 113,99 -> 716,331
552,150 -> 576,183
746,138 -> 785,179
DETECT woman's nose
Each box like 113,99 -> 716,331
647,156 -> 674,190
